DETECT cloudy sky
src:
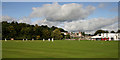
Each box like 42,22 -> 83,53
2,2 -> 118,34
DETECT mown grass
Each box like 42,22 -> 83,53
2,40 -> 118,58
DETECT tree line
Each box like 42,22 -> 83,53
2,21 -> 68,40
94,30 -> 120,35
2,21 -> 120,40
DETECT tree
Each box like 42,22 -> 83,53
81,32 -> 85,36
7,26 -> 16,38
36,35 -> 40,40
105,31 -> 109,33
20,27 -> 32,39
58,28 -> 67,32
51,29 -> 63,40
94,30 -> 109,35
2,21 -> 10,39
65,34 -> 70,39
42,29 -> 50,39
51,26 -> 58,31
110,31 -> 115,33
2,21 -> 67,40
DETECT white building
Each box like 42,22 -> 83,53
91,33 -> 120,41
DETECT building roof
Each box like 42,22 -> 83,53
91,36 -> 102,38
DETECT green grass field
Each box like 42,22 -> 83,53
2,40 -> 118,58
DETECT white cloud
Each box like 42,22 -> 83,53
18,17 -> 31,24
101,23 -> 118,32
0,16 -> 17,22
1,16 -> 31,24
30,2 -> 96,22
98,3 -> 105,8
110,7 -> 118,12
32,18 -> 61,27
64,17 -> 118,32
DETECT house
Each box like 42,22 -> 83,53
91,33 -> 120,41
70,32 -> 83,38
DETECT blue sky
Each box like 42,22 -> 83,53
2,0 -> 120,2
2,2 -> 118,22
